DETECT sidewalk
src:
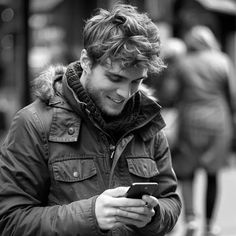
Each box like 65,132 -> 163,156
169,155 -> 236,236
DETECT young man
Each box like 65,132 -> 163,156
0,4 -> 181,236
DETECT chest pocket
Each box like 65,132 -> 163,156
50,158 -> 99,202
52,158 -> 97,182
127,157 -> 159,181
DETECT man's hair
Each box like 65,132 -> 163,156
83,4 -> 164,74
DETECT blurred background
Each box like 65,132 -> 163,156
0,0 -> 235,235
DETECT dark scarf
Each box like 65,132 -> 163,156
64,61 -> 142,143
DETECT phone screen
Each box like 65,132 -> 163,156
125,182 -> 158,199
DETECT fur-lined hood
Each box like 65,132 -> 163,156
31,65 -> 67,102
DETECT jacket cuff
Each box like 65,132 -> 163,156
68,196 -> 109,236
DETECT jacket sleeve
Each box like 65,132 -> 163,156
137,130 -> 182,236
0,106 -> 105,236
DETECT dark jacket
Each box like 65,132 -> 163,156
172,50 -> 236,177
0,65 -> 181,236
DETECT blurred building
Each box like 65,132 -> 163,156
0,0 -> 235,132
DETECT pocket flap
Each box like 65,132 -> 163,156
52,159 -> 97,182
127,158 -> 159,178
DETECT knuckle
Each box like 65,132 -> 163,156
150,209 -> 155,216
116,208 -> 120,215
120,209 -> 129,217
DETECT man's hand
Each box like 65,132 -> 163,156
95,187 -> 159,230
119,194 -> 159,228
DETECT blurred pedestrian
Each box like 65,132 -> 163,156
143,38 -> 187,108
142,38 -> 187,151
172,25 -> 236,236
156,38 -> 187,150
0,4 -> 181,236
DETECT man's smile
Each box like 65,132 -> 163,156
107,96 -> 124,104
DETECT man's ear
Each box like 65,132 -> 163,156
80,49 -> 91,73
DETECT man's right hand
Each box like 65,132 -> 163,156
95,187 -> 148,230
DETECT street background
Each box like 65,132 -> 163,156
170,155 -> 236,236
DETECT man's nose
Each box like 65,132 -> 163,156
116,84 -> 131,99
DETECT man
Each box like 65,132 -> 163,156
0,4 -> 181,236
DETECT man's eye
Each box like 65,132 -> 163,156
108,76 -> 120,82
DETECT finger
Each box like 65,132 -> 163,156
119,206 -> 155,217
107,197 -> 146,208
115,207 -> 152,221
113,222 -> 124,228
105,187 -> 129,197
142,195 -> 159,208
116,215 -> 152,228
101,217 -> 123,230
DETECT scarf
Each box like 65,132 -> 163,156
64,61 -> 141,143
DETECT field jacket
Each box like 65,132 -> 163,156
0,66 -> 181,236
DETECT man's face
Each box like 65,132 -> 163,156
81,62 -> 147,117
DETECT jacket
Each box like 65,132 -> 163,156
172,50 -> 236,177
0,65 -> 181,236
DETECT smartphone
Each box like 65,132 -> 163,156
125,182 -> 158,199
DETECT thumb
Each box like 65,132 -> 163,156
105,186 -> 129,197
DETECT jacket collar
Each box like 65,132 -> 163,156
133,93 -> 166,141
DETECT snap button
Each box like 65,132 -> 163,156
73,171 -> 79,178
68,127 -> 75,135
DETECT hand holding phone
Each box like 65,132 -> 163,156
125,182 -> 158,199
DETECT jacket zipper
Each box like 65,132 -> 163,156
109,144 -> 116,159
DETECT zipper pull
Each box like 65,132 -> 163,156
109,144 -> 115,159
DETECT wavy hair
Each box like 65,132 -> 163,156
83,4 -> 165,74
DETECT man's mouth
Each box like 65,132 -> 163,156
108,96 -> 124,104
